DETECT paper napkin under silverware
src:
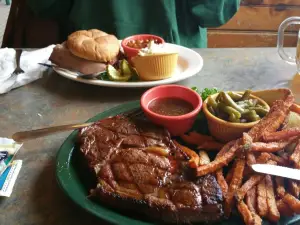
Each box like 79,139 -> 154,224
0,45 -> 55,94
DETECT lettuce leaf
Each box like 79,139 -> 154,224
191,87 -> 219,101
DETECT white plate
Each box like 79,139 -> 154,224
53,43 -> 203,88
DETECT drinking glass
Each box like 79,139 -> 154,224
277,17 -> 300,73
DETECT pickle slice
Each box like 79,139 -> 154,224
107,65 -> 132,81
120,59 -> 132,75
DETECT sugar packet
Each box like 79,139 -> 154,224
0,138 -> 23,197
0,160 -> 22,197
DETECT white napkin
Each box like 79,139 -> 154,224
0,45 -> 55,94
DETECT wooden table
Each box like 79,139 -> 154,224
0,48 -> 297,225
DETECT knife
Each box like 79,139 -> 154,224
251,164 -> 300,181
38,63 -> 54,68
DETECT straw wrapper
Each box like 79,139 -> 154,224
0,138 -> 22,197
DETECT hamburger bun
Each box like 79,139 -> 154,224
67,29 -> 120,63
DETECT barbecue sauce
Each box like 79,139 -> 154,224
148,97 -> 194,116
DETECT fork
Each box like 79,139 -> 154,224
38,63 -> 105,79
10,49 -> 24,79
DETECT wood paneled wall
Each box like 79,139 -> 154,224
208,0 -> 300,47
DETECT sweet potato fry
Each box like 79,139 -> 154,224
197,141 -> 224,151
290,103 -> 300,114
242,132 -> 253,148
198,151 -> 210,166
269,153 -> 289,166
215,140 -> 236,158
247,152 -> 256,166
265,175 -> 280,222
226,166 -> 234,184
213,141 -> 238,196
257,178 -> 268,217
290,139 -> 300,168
246,188 -> 263,225
283,193 -> 300,214
246,187 -> 257,212
263,128 -> 300,142
252,213 -> 263,225
228,163 -> 253,183
280,116 -> 289,131
224,159 -> 246,217
180,131 -> 214,146
276,199 -> 294,217
243,167 -> 253,179
248,93 -> 294,141
250,138 -> 295,152
197,136 -> 250,177
256,152 -> 271,164
197,140 -> 240,176
216,169 -> 228,197
274,177 -> 285,198
288,180 -> 300,198
212,142 -> 237,197
238,133 -> 253,158
266,159 -> 277,165
237,201 -> 255,225
236,174 -> 264,202
174,141 -> 199,168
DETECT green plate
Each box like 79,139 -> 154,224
56,101 -> 300,225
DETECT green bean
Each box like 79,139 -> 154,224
237,100 -> 257,109
208,106 -> 216,115
207,96 -> 218,110
211,89 -> 264,123
254,104 -> 268,109
241,109 -> 250,115
218,102 -> 241,119
215,92 -> 222,102
236,102 -> 249,109
241,110 -> 260,122
219,92 -> 244,113
240,90 -> 252,101
248,107 -> 269,117
228,91 -> 242,101
228,113 -> 240,123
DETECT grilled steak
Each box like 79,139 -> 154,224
78,114 -> 223,223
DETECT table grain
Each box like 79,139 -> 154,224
0,48 -> 297,225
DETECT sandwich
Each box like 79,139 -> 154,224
49,29 -> 120,75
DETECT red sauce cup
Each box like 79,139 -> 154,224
121,34 -> 165,60
140,85 -> 203,136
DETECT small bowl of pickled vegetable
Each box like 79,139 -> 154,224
203,90 -> 270,143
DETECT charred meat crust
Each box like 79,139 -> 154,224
78,115 -> 223,223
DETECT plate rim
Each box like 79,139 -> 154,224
53,43 -> 203,88
56,100 -> 155,225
